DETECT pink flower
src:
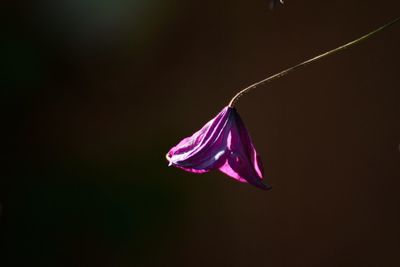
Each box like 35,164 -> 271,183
166,106 -> 271,190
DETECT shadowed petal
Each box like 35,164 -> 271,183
218,108 -> 271,190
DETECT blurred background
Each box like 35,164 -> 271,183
1,1 -> 400,266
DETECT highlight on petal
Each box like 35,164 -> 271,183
166,106 -> 271,190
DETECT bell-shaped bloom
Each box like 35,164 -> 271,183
166,106 -> 271,190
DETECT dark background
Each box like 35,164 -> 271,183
2,1 -> 400,266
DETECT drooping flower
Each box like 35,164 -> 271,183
166,106 -> 271,190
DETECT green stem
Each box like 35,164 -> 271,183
228,16 -> 400,107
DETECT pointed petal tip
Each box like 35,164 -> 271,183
264,184 -> 273,191
255,182 -> 272,191
165,152 -> 173,166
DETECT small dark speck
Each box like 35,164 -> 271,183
269,0 -> 284,10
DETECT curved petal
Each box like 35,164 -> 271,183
167,107 -> 231,173
218,108 -> 271,190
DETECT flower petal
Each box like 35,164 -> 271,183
218,108 -> 271,190
167,107 -> 231,173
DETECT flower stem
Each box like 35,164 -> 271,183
228,16 -> 400,107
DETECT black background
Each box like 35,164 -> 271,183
2,1 -> 400,266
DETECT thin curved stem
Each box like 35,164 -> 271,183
228,16 -> 400,107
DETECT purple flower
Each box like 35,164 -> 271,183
166,106 -> 271,190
